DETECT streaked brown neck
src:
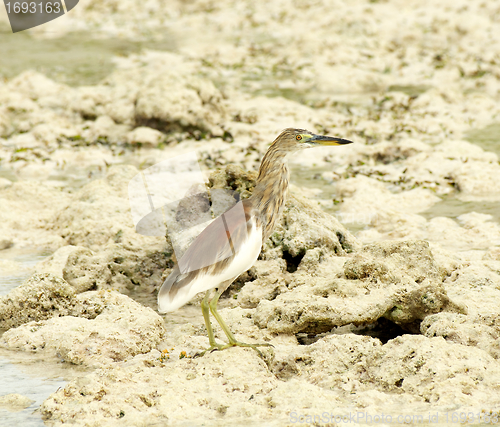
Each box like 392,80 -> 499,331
249,143 -> 290,240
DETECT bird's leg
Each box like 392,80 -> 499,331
208,287 -> 273,357
208,287 -> 237,343
201,290 -> 219,348
196,290 -> 226,356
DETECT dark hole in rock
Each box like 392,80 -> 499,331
135,117 -> 211,140
283,250 -> 305,273
296,317 -> 419,345
354,318 -> 419,344
222,269 -> 257,299
336,231 -> 354,253
81,113 -> 98,121
336,231 -> 345,246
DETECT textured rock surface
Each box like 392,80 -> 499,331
49,165 -> 150,250
366,335 -> 500,405
0,274 -> 75,329
39,165 -> 174,293
40,334 -> 500,425
0,393 -> 34,412
445,260 -> 500,323
421,313 -> 500,359
0,181 -> 70,250
1,0 -> 500,424
61,243 -> 172,294
208,164 -> 360,256
33,245 -> 92,285
253,240 -> 465,334
0,290 -> 166,367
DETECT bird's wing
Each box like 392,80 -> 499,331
157,199 -> 257,313
178,199 -> 255,274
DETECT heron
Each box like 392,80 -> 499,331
158,128 -> 352,355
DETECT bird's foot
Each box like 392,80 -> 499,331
195,340 -> 273,358
193,342 -> 227,358
227,340 -> 274,358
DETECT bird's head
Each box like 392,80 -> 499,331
274,128 -> 353,152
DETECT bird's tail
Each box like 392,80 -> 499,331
157,265 -> 193,313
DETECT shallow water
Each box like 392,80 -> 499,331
421,197 -> 500,224
291,162 -> 500,223
0,355 -> 65,427
387,84 -> 431,97
291,164 -> 335,192
290,164 -> 369,234
0,349 -> 88,427
1,273 -> 31,296
0,168 -> 17,182
0,24 -> 175,86
0,252 -> 55,424
0,251 -> 49,296
465,122 -> 500,157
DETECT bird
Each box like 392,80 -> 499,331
158,128 -> 353,356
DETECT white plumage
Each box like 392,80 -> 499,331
157,219 -> 262,313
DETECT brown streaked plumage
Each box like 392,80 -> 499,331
158,128 -> 352,356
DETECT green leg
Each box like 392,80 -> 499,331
208,288 -> 273,357
196,290 -> 226,356
201,290 -> 218,347
208,287 -> 238,343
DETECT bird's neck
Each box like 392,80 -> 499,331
249,146 -> 290,241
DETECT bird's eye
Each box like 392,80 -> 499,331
296,135 -> 302,141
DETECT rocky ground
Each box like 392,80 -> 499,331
1,0 -> 500,425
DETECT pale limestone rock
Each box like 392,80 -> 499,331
279,194 -> 359,257
39,335 -> 500,425
425,215 -> 500,251
441,259 -> 500,345
0,273 -> 75,329
62,242 -> 171,293
0,180 -> 70,250
34,245 -> 92,282
271,334 -> 381,386
0,259 -> 22,274
6,71 -> 69,101
134,73 -> 226,136
421,313 -> 500,359
237,259 -> 289,309
33,242 -> 167,294
484,247 -> 500,261
1,2 -> 500,423
0,177 -> 12,190
1,290 -> 166,367
0,107 -> 10,137
50,165 -> 151,249
36,165 -> 174,293
0,393 -> 34,412
254,240 -> 465,334
336,175 -> 440,231
451,162 -> 500,200
80,115 -> 130,145
367,335 -> 500,406
41,349 -> 279,424
271,333 -> 500,408
125,126 -> 164,147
